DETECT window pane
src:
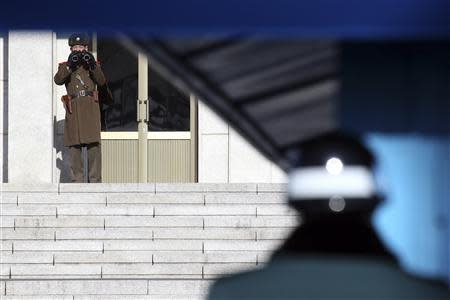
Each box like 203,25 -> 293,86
148,67 -> 190,131
98,37 -> 138,131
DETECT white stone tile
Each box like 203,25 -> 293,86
57,205 -> 155,217
55,228 -> 154,240
6,280 -> 148,295
1,206 -> 57,217
59,183 -> 155,193
146,280 -> 213,296
101,263 -> 202,278
205,193 -> 286,204
8,31 -> 54,184
1,241 -> 13,252
153,228 -> 256,241
155,183 -> 256,193
203,263 -> 262,277
203,216 -> 299,228
153,204 -> 257,216
1,216 -> 15,227
16,193 -> 106,204
256,227 -> 295,241
1,228 -> 55,240
229,128 -> 272,183
1,184 -> 58,192
203,240 -> 283,252
256,204 -> 298,216
152,251 -> 258,264
105,216 -> 203,228
106,193 -> 203,204
13,240 -> 103,252
104,240 -> 203,251
257,183 -> 288,193
11,264 -> 101,279
75,296 -> 183,300
3,296 -> 74,300
198,135 -> 228,183
14,216 -> 104,228
55,252 -> 153,264
1,252 -> 53,264
198,101 -> 229,134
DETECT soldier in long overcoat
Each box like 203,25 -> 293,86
54,33 -> 106,182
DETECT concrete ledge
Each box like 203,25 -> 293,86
14,217 -> 104,229
3,296 -> 74,300
2,296 -> 74,300
1,252 -> 53,264
10,264 -> 101,279
1,184 -> 58,193
12,240 -> 103,252
204,263 -> 263,277
104,240 -> 203,252
75,296 -> 204,300
106,194 -> 203,204
257,183 -> 288,193
205,193 -> 287,204
6,280 -> 148,295
155,183 -> 257,193
204,240 -> 283,252
1,183 -> 285,194
59,184 -> 156,194
146,280 -> 213,296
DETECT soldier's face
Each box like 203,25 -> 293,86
71,45 -> 88,52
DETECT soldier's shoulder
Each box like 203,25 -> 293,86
58,61 -> 68,65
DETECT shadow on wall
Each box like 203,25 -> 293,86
54,117 -> 71,183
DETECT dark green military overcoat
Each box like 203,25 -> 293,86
54,62 -> 106,146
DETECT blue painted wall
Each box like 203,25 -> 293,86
341,42 -> 450,282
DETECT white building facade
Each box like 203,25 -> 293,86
0,31 -> 287,184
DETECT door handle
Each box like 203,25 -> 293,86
137,99 -> 149,123
136,99 -> 141,122
146,98 -> 150,123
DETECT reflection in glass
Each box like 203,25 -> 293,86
148,67 -> 190,131
98,38 -> 138,131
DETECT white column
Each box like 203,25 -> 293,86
0,35 -> 5,183
198,101 -> 229,182
54,33 -> 72,183
8,31 -> 54,183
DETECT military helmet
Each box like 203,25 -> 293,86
68,33 -> 89,47
287,131 -> 383,215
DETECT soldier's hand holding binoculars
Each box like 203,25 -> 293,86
82,51 -> 97,70
68,51 -> 97,70
68,51 -> 82,69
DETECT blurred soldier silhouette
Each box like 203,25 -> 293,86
208,132 -> 449,299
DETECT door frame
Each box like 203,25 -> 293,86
93,34 -> 198,183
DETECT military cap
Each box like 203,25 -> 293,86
68,33 -> 89,46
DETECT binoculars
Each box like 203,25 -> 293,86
70,51 -> 92,65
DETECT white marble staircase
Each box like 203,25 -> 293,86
0,183 -> 297,299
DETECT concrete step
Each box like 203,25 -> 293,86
0,216 -> 300,230
1,204 -> 296,217
3,279 -> 213,297
1,227 -> 293,241
50,251 -> 270,264
0,183 -> 291,298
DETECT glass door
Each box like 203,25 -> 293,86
96,36 -> 197,183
